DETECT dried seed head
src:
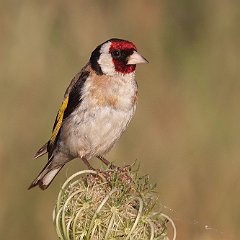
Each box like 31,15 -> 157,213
53,167 -> 169,239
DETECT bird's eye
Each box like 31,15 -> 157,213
111,50 -> 121,58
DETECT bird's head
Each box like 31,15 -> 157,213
90,38 -> 148,76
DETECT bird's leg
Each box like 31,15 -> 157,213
82,157 -> 95,170
97,155 -> 118,169
97,155 -> 111,165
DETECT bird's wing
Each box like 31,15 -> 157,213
47,66 -> 90,158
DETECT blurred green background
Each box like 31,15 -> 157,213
1,0 -> 240,239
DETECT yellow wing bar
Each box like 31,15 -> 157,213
50,96 -> 69,144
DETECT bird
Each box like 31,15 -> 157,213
29,38 -> 148,190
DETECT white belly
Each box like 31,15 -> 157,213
61,105 -> 135,158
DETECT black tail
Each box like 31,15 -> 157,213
28,161 -> 64,190
34,142 -> 48,159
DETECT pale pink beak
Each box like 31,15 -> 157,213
127,51 -> 149,65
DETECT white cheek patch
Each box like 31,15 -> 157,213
97,42 -> 116,76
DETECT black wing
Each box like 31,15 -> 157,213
47,70 -> 90,158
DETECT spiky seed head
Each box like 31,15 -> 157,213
53,167 -> 169,239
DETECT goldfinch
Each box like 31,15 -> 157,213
29,38 -> 148,190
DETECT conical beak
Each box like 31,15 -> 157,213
127,51 -> 149,65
